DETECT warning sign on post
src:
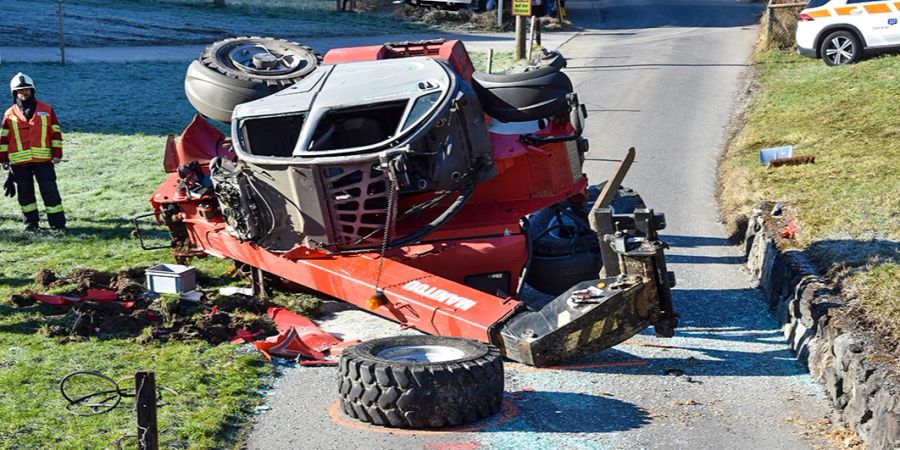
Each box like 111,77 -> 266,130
512,0 -> 531,16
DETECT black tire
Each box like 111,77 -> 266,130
820,30 -> 862,66
524,184 -> 645,295
201,36 -> 318,87
185,37 -> 319,122
526,250 -> 602,295
338,335 -> 504,428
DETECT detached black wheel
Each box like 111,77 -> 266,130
185,37 -> 319,122
820,31 -> 862,66
525,184 -> 645,295
202,36 -> 318,87
338,335 -> 504,428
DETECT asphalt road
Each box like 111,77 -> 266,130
246,1 -> 838,448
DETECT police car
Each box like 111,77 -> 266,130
796,0 -> 900,65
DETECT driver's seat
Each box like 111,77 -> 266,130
471,65 -> 574,123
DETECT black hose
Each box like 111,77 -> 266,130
387,183 -> 477,249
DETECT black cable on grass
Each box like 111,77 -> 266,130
59,370 -> 178,416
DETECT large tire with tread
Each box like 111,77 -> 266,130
525,184 -> 645,295
338,335 -> 504,428
185,36 -> 319,122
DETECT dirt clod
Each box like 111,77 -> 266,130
68,268 -> 113,292
19,267 -> 297,348
34,269 -> 57,288
10,294 -> 35,308
110,269 -> 147,300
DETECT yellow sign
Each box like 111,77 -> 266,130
512,0 -> 531,16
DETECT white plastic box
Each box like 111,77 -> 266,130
146,264 -> 196,294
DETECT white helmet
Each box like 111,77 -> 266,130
10,72 -> 35,94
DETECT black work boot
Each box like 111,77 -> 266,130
48,211 -> 67,230
22,210 -> 39,231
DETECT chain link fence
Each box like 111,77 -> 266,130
765,0 -> 807,49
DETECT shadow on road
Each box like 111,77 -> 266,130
487,390 -> 650,433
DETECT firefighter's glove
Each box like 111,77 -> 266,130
4,172 -> 15,198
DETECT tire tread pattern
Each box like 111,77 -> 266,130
338,336 -> 504,428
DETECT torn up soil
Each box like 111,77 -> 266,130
7,268 -> 311,347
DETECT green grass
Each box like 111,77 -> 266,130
3,0 -> 427,47
0,62 -> 272,449
719,50 -> 900,343
469,50 -> 518,73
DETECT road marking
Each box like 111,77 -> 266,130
623,340 -> 680,349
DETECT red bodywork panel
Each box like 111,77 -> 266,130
324,40 -> 475,83
150,42 -> 587,343
163,113 -> 235,173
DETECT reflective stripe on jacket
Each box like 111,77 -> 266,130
0,101 -> 63,166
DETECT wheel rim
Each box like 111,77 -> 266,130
825,36 -> 854,64
376,345 -> 467,363
227,43 -> 311,76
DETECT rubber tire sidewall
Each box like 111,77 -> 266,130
338,335 -> 504,429
820,30 -> 862,66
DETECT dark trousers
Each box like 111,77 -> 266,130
11,163 -> 66,228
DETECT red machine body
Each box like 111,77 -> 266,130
145,40 -> 677,366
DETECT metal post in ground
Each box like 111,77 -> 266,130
135,372 -> 159,450
528,16 -> 538,60
57,0 -> 66,65
497,0 -> 503,29
487,48 -> 494,74
515,15 -> 527,60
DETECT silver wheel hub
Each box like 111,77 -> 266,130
377,345 -> 466,363
229,43 -> 305,75
826,37 -> 854,64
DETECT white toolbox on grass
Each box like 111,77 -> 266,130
146,264 -> 196,294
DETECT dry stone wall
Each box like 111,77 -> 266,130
743,206 -> 900,450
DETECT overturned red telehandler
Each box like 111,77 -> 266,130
137,38 -> 678,368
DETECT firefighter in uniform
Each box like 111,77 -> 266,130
0,73 -> 66,230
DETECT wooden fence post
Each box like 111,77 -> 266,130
57,0 -> 66,65
135,372 -> 159,450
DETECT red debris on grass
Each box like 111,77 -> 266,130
782,220 -> 798,239
251,307 -> 352,363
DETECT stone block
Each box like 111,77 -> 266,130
824,366 -> 845,404
807,336 -> 831,382
868,385 -> 900,450
833,333 -> 863,373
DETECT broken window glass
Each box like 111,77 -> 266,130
402,92 -> 442,130
241,114 -> 304,157
309,100 -> 408,151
